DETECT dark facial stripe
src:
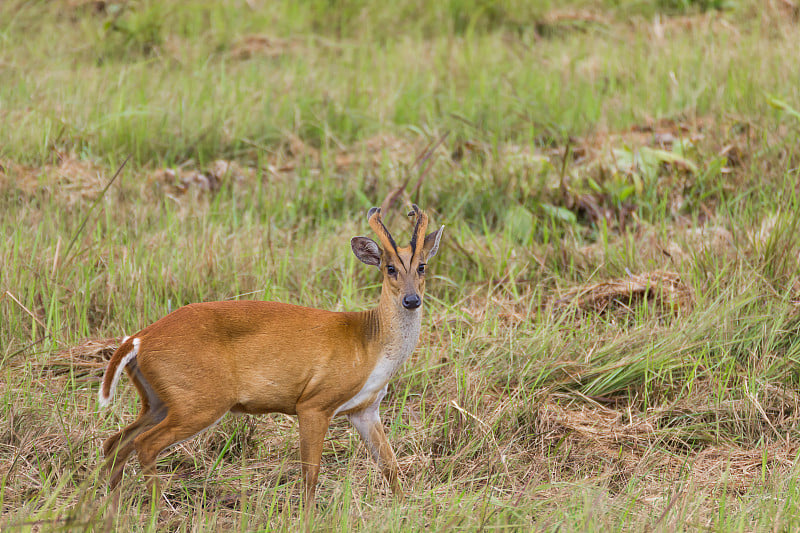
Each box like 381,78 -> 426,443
408,205 -> 421,255
408,206 -> 428,264
368,208 -> 400,259
378,218 -> 399,256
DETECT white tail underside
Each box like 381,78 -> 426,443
98,336 -> 139,407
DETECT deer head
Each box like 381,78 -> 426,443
351,204 -> 444,311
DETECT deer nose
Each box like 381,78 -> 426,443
402,294 -> 421,310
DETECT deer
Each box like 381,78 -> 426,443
97,204 -> 444,509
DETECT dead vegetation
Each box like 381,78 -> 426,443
528,400 -> 798,495
0,153 -> 108,205
553,270 -> 693,314
27,252 -> 795,512
3,167 -> 799,529
46,337 -> 119,377
4,2 -> 800,526
229,35 -> 301,61
151,159 -> 255,198
0,134 -> 443,203
0,112 -> 757,221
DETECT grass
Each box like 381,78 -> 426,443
3,1 -> 800,165
2,0 -> 800,530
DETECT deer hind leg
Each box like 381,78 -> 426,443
103,362 -> 168,490
133,404 -> 230,504
347,390 -> 403,498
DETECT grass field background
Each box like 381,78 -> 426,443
2,0 -> 800,530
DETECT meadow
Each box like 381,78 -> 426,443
2,0 -> 800,530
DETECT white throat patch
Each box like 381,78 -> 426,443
334,308 -> 422,416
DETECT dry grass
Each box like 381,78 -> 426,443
0,153 -> 108,205
17,251 -> 794,525
3,1 -> 800,530
553,270 -> 693,314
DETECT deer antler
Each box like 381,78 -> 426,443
367,207 -> 399,255
408,204 -> 428,261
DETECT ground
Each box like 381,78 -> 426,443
2,0 -> 800,530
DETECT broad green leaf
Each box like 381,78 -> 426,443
540,202 -> 577,225
639,146 -> 698,174
504,203 -> 535,242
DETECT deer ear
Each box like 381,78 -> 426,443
351,236 -> 382,266
422,226 -> 444,261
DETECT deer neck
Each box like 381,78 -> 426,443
333,293 -> 422,416
372,289 -> 422,363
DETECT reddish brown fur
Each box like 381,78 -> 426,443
99,205 -> 444,510
129,302 -> 382,417
100,336 -> 134,399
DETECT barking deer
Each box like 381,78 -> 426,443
98,204 -> 444,507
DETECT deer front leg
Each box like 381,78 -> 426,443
347,390 -> 404,498
297,408 -> 332,511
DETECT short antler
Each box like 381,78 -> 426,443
368,207 -> 399,255
408,204 -> 429,261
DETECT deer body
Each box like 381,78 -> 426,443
99,205 -> 443,508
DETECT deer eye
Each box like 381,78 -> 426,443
417,264 -> 426,274
386,265 -> 397,276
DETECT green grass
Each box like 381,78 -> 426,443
3,1 -> 800,166
3,0 -> 800,531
